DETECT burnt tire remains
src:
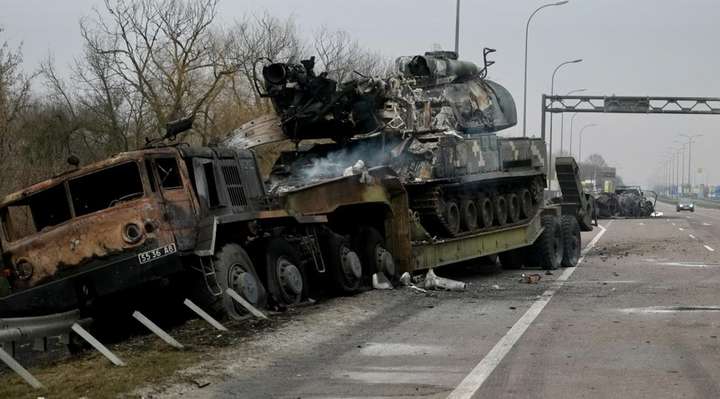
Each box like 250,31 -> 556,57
530,215 -> 564,270
323,232 -> 363,294
214,243 -> 267,319
263,238 -> 307,306
560,215 -> 581,267
353,226 -> 396,281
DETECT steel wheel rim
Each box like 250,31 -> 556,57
276,256 -> 303,300
340,245 -> 362,280
229,262 -> 260,305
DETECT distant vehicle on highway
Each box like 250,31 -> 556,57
677,198 -> 695,212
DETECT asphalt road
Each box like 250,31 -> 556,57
163,205 -> 720,399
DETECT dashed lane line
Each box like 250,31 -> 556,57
447,222 -> 611,399
679,228 -> 685,231
689,234 -> 697,240
704,245 -> 715,252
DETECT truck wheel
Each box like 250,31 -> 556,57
499,247 -> 528,269
477,196 -> 494,228
531,215 -> 564,270
494,195 -> 508,226
263,238 -> 306,306
461,199 -> 479,231
507,193 -> 521,223
444,200 -> 461,235
215,243 -> 267,319
519,189 -> 534,218
323,232 -> 363,294
560,215 -> 581,267
354,227 -> 397,281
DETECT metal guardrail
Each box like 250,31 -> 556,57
0,310 -> 89,354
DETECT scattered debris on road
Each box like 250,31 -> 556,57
519,273 -> 542,284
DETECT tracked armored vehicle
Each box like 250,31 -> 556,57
232,50 -> 547,239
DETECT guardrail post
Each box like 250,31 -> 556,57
0,347 -> 43,389
132,311 -> 184,349
71,323 -> 125,366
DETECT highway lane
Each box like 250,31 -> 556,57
157,213 -> 720,399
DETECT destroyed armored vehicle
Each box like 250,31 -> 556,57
0,133 -> 380,320
233,50 -> 547,238
594,186 -> 656,218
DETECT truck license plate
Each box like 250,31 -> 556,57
138,243 -> 177,264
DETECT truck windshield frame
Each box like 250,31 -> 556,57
1,160 -> 146,242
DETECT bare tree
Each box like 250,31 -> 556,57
82,0 -> 236,139
313,26 -> 388,83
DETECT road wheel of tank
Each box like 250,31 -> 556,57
519,189 -> 534,219
499,247 -> 529,270
507,193 -> 521,223
263,238 -> 307,306
560,215 -> 581,267
530,215 -> 564,270
461,199 -> 479,232
354,226 -> 397,282
444,200 -> 461,235
214,243 -> 267,319
493,195 -> 508,226
323,232 -> 363,294
476,196 -> 494,228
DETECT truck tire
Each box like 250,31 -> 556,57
263,238 -> 307,306
444,200 -> 461,235
323,232 -> 363,294
214,243 -> 267,319
530,215 -> 564,270
560,215 -> 581,267
499,247 -> 528,269
353,227 -> 397,282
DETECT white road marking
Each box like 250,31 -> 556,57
704,245 -> 715,252
689,234 -> 697,240
447,223 -> 610,399
703,222 -> 712,226
619,306 -> 720,314
671,223 -> 676,226
678,227 -> 685,231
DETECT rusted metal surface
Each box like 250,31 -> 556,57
0,147 -> 194,295
280,168 -> 395,216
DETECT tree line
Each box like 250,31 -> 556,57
0,0 -> 387,194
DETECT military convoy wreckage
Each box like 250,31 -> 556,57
594,186 -> 657,218
0,50 -> 592,359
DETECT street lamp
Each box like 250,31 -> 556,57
569,112 -> 580,157
521,0 -> 569,137
548,58 -> 582,160
578,123 -> 597,162
679,133 -> 702,190
673,140 -> 687,194
560,88 -> 586,153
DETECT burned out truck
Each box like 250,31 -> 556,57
0,50 -> 591,339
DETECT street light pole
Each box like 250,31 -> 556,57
454,0 -> 460,55
522,1 -> 569,137
560,88 -> 586,154
569,112 -> 579,157
548,58 -> 582,186
679,133 -> 702,191
578,123 -> 597,162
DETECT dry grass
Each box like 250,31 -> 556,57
0,317 -> 276,399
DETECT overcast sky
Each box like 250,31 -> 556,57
2,0 -> 719,187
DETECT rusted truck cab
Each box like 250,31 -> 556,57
0,146 -> 266,317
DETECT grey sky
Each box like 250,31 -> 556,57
1,0 -> 718,187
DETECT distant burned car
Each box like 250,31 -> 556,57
677,198 -> 695,212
